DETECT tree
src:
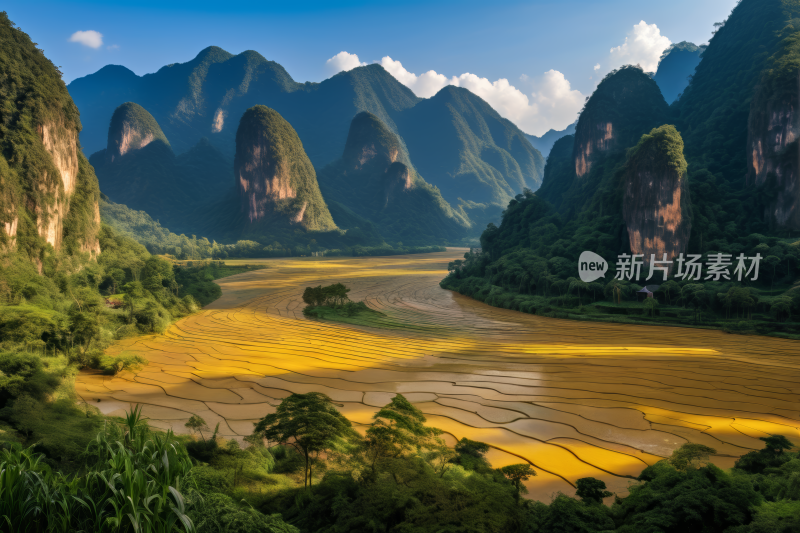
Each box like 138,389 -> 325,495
643,297 -> 658,317
452,437 -> 491,471
185,414 -> 210,442
122,281 -> 145,323
668,443 -> 717,471
761,435 -> 794,455
360,394 -> 445,482
69,309 -> 100,357
500,463 -> 536,495
659,280 -> 680,305
107,268 -> 126,294
765,255 -> 781,290
681,284 -> 705,323
253,392 -> 354,488
770,296 -> 793,322
575,477 -> 613,505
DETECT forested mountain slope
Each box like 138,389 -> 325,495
443,0 -> 800,338
0,12 -> 101,264
89,103 -> 232,235
318,112 -> 471,245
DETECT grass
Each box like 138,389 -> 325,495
304,304 -> 450,334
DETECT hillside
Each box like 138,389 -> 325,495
89,103 -> 232,235
653,42 -> 705,103
233,105 -> 336,233
317,112 -> 471,245
442,0 -> 800,339
674,0 -> 800,245
397,86 -> 545,209
67,50 -> 543,215
0,12 -> 101,263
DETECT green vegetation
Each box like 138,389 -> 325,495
8,392 -> 796,532
626,124 -> 688,178
101,194 -> 445,260
401,85 -> 544,209
107,101 -> 170,150
0,11 -> 100,261
68,48 -> 542,221
0,219 -> 269,469
233,105 -> 337,233
301,283 -> 380,321
318,112 -> 472,245
442,0 -> 800,338
90,105 -> 232,237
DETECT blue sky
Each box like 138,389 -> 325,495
5,0 -> 738,135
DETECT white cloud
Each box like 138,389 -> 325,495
107,44 -> 119,51
378,56 -> 584,136
325,51 -> 366,75
594,63 -> 601,71
608,21 -> 671,73
322,52 -> 585,135
68,30 -> 103,49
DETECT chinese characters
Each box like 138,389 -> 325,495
614,253 -> 761,282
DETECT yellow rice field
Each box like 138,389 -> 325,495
76,249 -> 800,500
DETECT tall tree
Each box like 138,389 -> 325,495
254,392 -> 354,488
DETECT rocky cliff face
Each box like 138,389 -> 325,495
747,79 -> 800,230
234,105 -> 336,231
0,13 -> 100,260
573,66 -> 670,178
622,125 -> 691,266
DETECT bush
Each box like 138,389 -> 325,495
188,492 -> 298,533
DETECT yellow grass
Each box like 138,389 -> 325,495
76,249 -> 800,500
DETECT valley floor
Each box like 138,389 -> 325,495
76,248 -> 800,501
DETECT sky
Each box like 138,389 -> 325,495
5,0 -> 738,136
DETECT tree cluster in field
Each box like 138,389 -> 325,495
301,283 -> 370,318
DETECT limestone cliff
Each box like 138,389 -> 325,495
622,125 -> 692,265
317,112 -> 470,244
234,105 -> 336,231
106,102 -> 170,162
747,72 -> 800,230
573,66 -> 670,178
0,13 -> 100,260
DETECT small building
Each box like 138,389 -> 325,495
636,287 -> 654,302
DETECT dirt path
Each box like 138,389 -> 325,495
76,249 -> 800,500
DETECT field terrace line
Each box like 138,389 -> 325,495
75,249 -> 800,501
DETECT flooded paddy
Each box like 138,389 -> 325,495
76,249 -> 800,500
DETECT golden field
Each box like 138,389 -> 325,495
76,249 -> 800,500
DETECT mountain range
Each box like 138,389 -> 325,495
68,50 -> 544,212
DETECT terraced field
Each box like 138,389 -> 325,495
76,249 -> 800,500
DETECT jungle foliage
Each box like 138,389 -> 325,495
7,392 -> 796,533
442,0 -> 800,338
